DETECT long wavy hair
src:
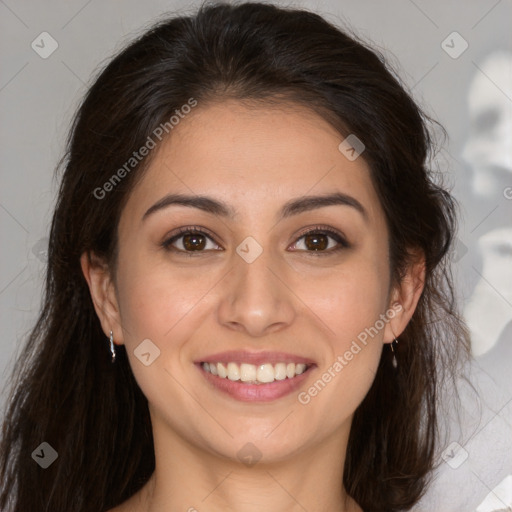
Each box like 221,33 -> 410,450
0,2 -> 471,511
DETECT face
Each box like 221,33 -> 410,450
85,100 -> 414,466
462,52 -> 512,197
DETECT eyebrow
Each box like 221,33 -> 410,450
142,192 -> 368,223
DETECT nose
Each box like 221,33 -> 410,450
216,245 -> 296,338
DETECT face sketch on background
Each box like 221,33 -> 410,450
461,52 -> 512,357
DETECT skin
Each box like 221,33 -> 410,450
81,99 -> 425,512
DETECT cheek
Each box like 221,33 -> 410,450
113,259 -> 213,419
114,243 -> 219,342
296,253 -> 389,403
306,260 -> 390,346
295,273 -> 387,430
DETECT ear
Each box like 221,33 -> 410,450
383,249 -> 426,344
80,251 -> 124,345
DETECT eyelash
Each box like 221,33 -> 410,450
161,225 -> 350,257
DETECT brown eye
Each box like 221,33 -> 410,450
162,228 -> 222,254
182,233 -> 207,251
290,227 -> 349,254
303,233 -> 329,251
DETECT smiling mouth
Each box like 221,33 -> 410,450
201,361 -> 313,384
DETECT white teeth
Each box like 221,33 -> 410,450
227,362 -> 240,381
202,361 -> 310,383
240,363 -> 257,382
257,364 -> 275,383
217,362 -> 227,378
295,363 -> 306,375
274,362 -> 287,381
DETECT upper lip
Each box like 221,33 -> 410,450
195,350 -> 316,366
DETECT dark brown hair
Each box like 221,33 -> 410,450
0,2 -> 470,511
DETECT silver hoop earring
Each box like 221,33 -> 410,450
109,330 -> 116,363
390,337 -> 398,369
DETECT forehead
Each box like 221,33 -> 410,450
121,99 -> 383,224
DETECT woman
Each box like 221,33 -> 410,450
0,2 -> 471,511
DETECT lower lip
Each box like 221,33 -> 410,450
197,364 -> 314,402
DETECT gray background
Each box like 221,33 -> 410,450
1,1 -> 511,510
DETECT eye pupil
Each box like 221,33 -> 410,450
183,233 -> 206,251
305,233 -> 328,251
